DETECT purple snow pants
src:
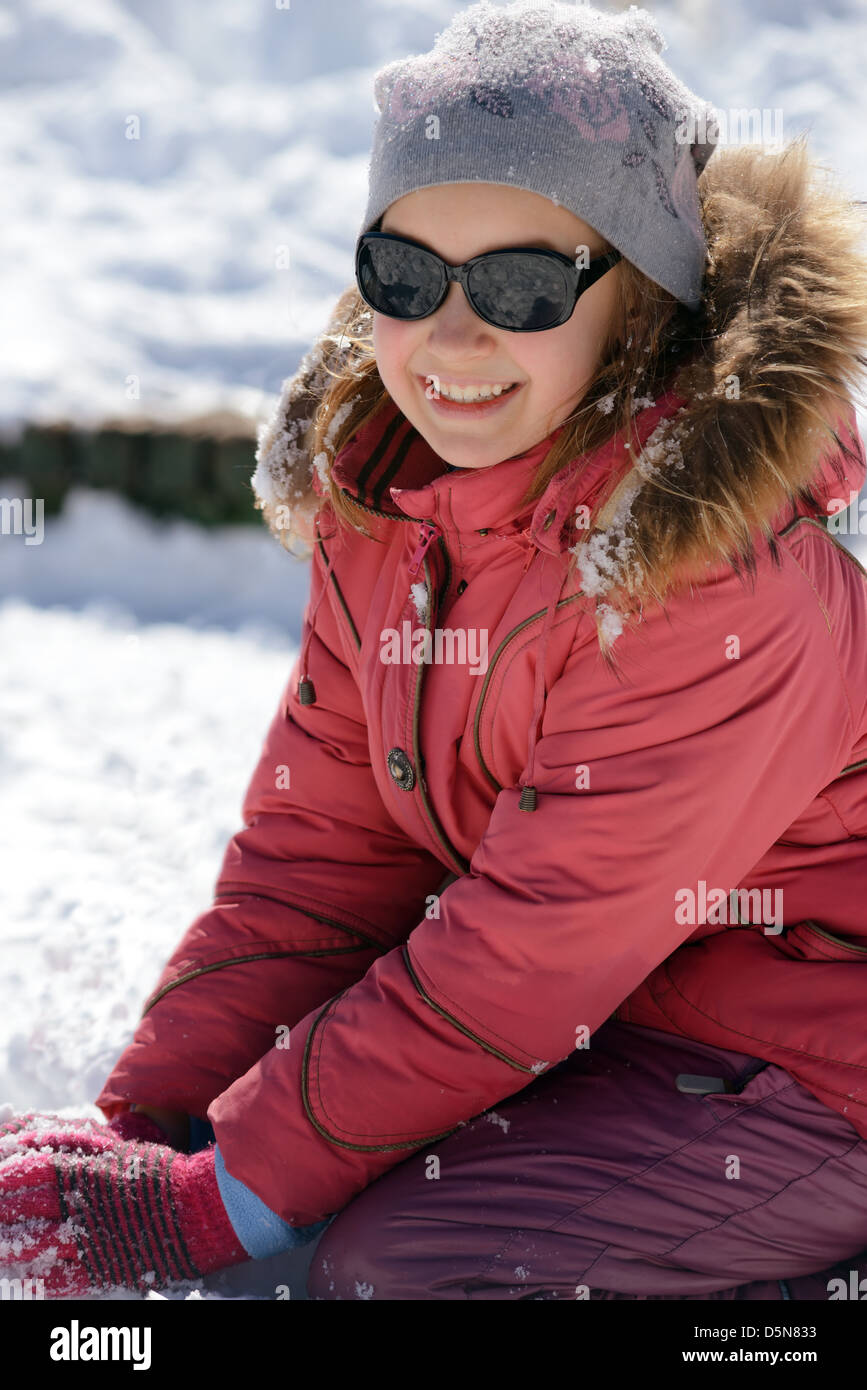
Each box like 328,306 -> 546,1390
307,1021 -> 867,1300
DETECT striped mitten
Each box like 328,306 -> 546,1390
0,1111 -> 249,1297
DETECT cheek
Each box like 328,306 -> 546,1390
372,316 -> 416,387
517,331 -> 598,401
552,294 -> 620,387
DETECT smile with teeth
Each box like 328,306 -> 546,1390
431,381 -> 520,402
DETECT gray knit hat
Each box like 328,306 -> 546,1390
360,0 -> 720,309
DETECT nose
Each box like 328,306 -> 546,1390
425,280 -> 496,351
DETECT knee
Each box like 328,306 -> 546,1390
306,1188 -> 478,1300
305,1204 -> 400,1301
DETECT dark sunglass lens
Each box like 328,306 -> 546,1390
358,240 -> 442,318
468,254 -> 569,329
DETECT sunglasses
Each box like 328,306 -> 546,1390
355,229 -> 622,332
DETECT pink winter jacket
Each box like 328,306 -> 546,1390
98,150 -> 867,1226
96,377 -> 867,1224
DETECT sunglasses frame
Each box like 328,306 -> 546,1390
355,229 -> 622,332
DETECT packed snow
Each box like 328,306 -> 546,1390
3,0 -> 867,1302
0,537 -> 317,1299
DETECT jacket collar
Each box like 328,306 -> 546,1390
329,397 -> 565,539
330,385 -> 691,556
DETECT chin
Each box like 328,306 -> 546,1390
430,438 -> 505,469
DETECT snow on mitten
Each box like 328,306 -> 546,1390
0,1111 -> 249,1297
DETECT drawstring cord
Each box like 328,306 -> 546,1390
298,527 -> 338,706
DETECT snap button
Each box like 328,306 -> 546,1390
542,510 -> 556,530
457,578 -> 468,595
387,747 -> 415,790
477,528 -> 489,536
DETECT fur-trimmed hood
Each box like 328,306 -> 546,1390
253,137 -> 867,618
586,136 -> 867,610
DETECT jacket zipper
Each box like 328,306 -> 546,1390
437,532 -> 452,611
344,489 -> 452,611
340,486 -> 465,873
414,551 -> 470,875
408,520 -> 438,575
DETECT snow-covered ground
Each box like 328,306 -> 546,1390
0,482 -> 310,632
0,492 -> 322,1298
4,0 -> 867,1301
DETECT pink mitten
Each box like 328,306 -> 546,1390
0,1111 -> 249,1297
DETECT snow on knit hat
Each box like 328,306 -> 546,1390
360,0 -> 720,309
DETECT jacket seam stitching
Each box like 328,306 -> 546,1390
816,789 -> 858,839
479,601 -> 585,791
798,919 -> 867,957
405,944 -> 540,1068
213,886 -> 391,951
779,534 -> 858,743
315,532 -> 361,656
546,1075 -> 801,1241
792,929 -> 857,962
308,994 -> 473,1141
657,1131 -> 866,1263
445,486 -> 463,567
782,514 -> 867,582
142,945 -> 370,1014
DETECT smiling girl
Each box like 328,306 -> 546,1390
372,183 -> 623,469
5,0 -> 867,1303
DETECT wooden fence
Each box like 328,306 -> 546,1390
0,411 -> 262,526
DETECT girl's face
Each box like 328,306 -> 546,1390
373,182 -> 625,470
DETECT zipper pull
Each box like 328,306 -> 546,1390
408,520 -> 441,575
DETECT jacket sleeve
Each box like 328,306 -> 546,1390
207,550 -> 862,1225
95,532 -> 448,1121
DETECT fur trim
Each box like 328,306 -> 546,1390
582,136 -> 867,607
251,284 -> 366,548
